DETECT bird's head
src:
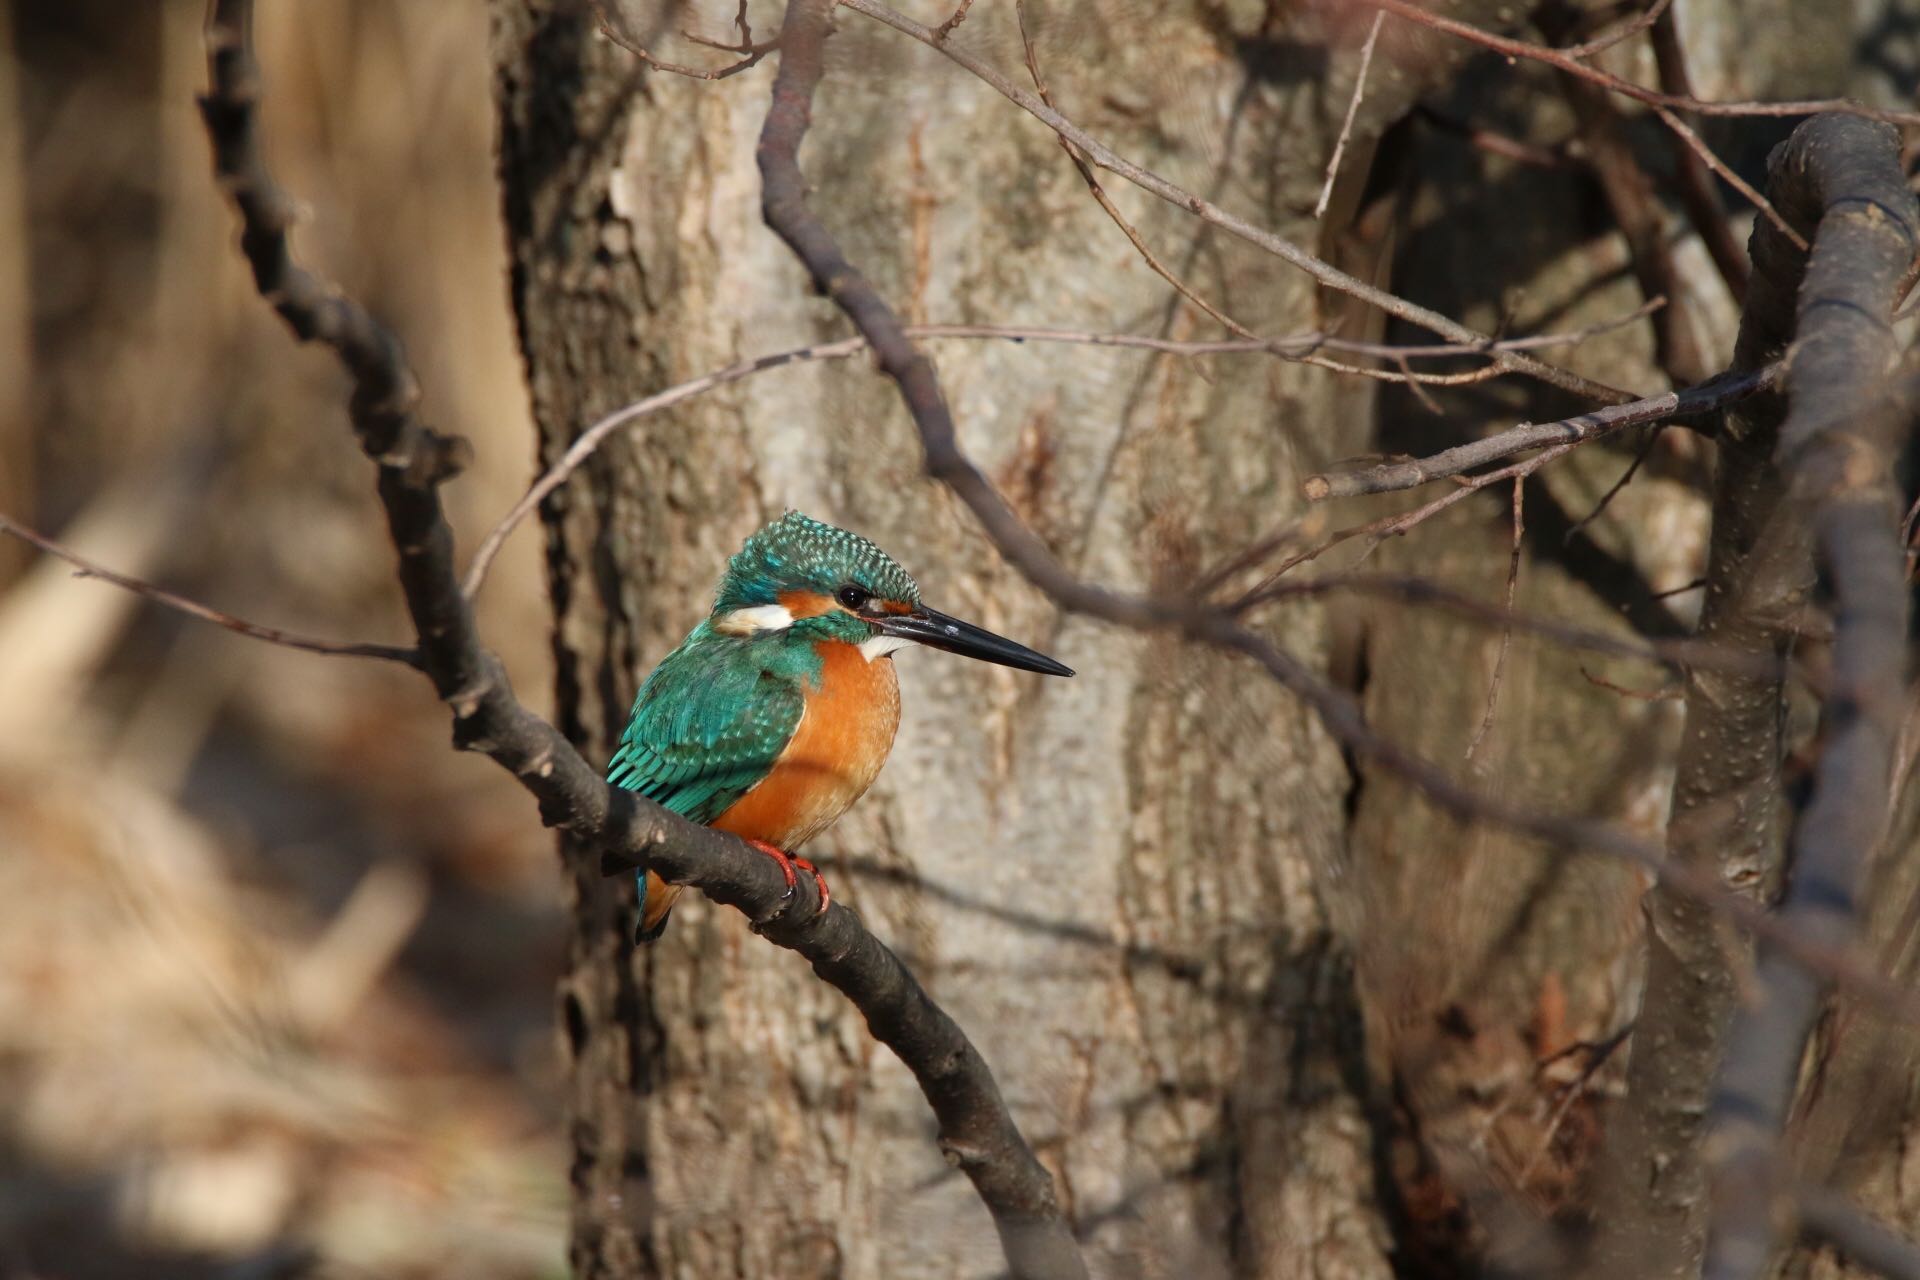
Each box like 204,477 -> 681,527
710,511 -> 1072,676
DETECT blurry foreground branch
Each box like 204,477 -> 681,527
1701,116 -> 1920,1280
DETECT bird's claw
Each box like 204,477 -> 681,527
745,839 -> 831,919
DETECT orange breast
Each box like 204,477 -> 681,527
711,641 -> 901,849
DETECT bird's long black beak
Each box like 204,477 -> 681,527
875,606 -> 1073,676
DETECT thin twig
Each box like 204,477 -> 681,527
1467,477 -> 1524,761
1315,11 -> 1387,220
0,512 -> 423,668
465,310 -> 1664,598
1655,104 -> 1808,252
1561,0 -> 1672,57
1650,9 -> 1750,300
834,0 -> 1636,406
1356,0 -> 1920,127
592,0 -> 775,79
1566,424 -> 1666,539
1012,2 -> 1251,344
1303,361 -> 1779,500
1556,63 -> 1712,385
932,0 -> 973,41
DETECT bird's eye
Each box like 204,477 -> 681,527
836,585 -> 872,611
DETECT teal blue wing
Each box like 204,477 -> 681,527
606,631 -> 803,826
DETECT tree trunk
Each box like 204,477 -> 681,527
488,2 -> 1920,1278
489,2 -> 1408,1276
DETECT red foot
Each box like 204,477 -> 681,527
746,838 -> 831,917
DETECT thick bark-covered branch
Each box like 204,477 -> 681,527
1588,112 -> 1919,1280
200,7 -> 1076,1278
1701,115 -> 1920,1280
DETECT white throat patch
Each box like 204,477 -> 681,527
859,633 -> 913,662
714,604 -> 795,635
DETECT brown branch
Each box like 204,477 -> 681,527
0,511 -> 422,668
1649,9 -> 1750,301
1702,116 -> 1920,1280
592,0 -> 775,80
754,0 -> 1920,1055
1466,477 -> 1524,760
834,0 -> 1636,406
202,7 -> 1069,1280
1567,423 -> 1666,538
1547,36 -> 1713,386
1302,360 -> 1779,500
1356,0 -> 1920,127
1561,0 -> 1672,57
931,0 -> 973,41
1586,112 -> 1920,1280
755,4 -> 1086,1276
466,309 -> 1663,599
1316,10 -> 1387,220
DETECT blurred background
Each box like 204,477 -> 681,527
0,3 -> 568,1276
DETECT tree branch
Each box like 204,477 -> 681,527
748,0 -> 1920,1060
833,0 -> 1636,405
0,511 -> 422,667
1702,115 -> 1920,1280
1357,0 -> 1920,127
201,6 -> 1080,1279
1301,361 -> 1778,500
1798,1185 -> 1920,1280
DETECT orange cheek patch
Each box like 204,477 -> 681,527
877,599 -> 914,615
777,590 -> 838,618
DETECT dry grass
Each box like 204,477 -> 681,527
0,3 -> 566,1275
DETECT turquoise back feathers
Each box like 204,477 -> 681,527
606,622 -> 806,825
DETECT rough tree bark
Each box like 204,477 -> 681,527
487,2 -> 1443,1276
486,2 -> 1918,1278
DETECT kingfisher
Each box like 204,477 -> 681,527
606,511 -> 1072,942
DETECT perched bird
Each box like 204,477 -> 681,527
607,511 -> 1072,941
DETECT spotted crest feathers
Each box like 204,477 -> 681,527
713,511 -> 920,614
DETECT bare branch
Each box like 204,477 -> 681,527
1650,9 -> 1750,300
202,8 -> 1070,1280
756,3 -> 1086,1275
1561,0 -> 1672,57
1702,116 -> 1920,1280
1556,63 -> 1714,384
467,309 -> 1663,599
835,0 -> 1637,405
1357,0 -> 1920,127
0,512 -> 422,668
1465,477 -> 1524,761
1303,361 -> 1779,500
592,0 -> 775,79
1315,11 -> 1387,220
753,0 -> 1920,1046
